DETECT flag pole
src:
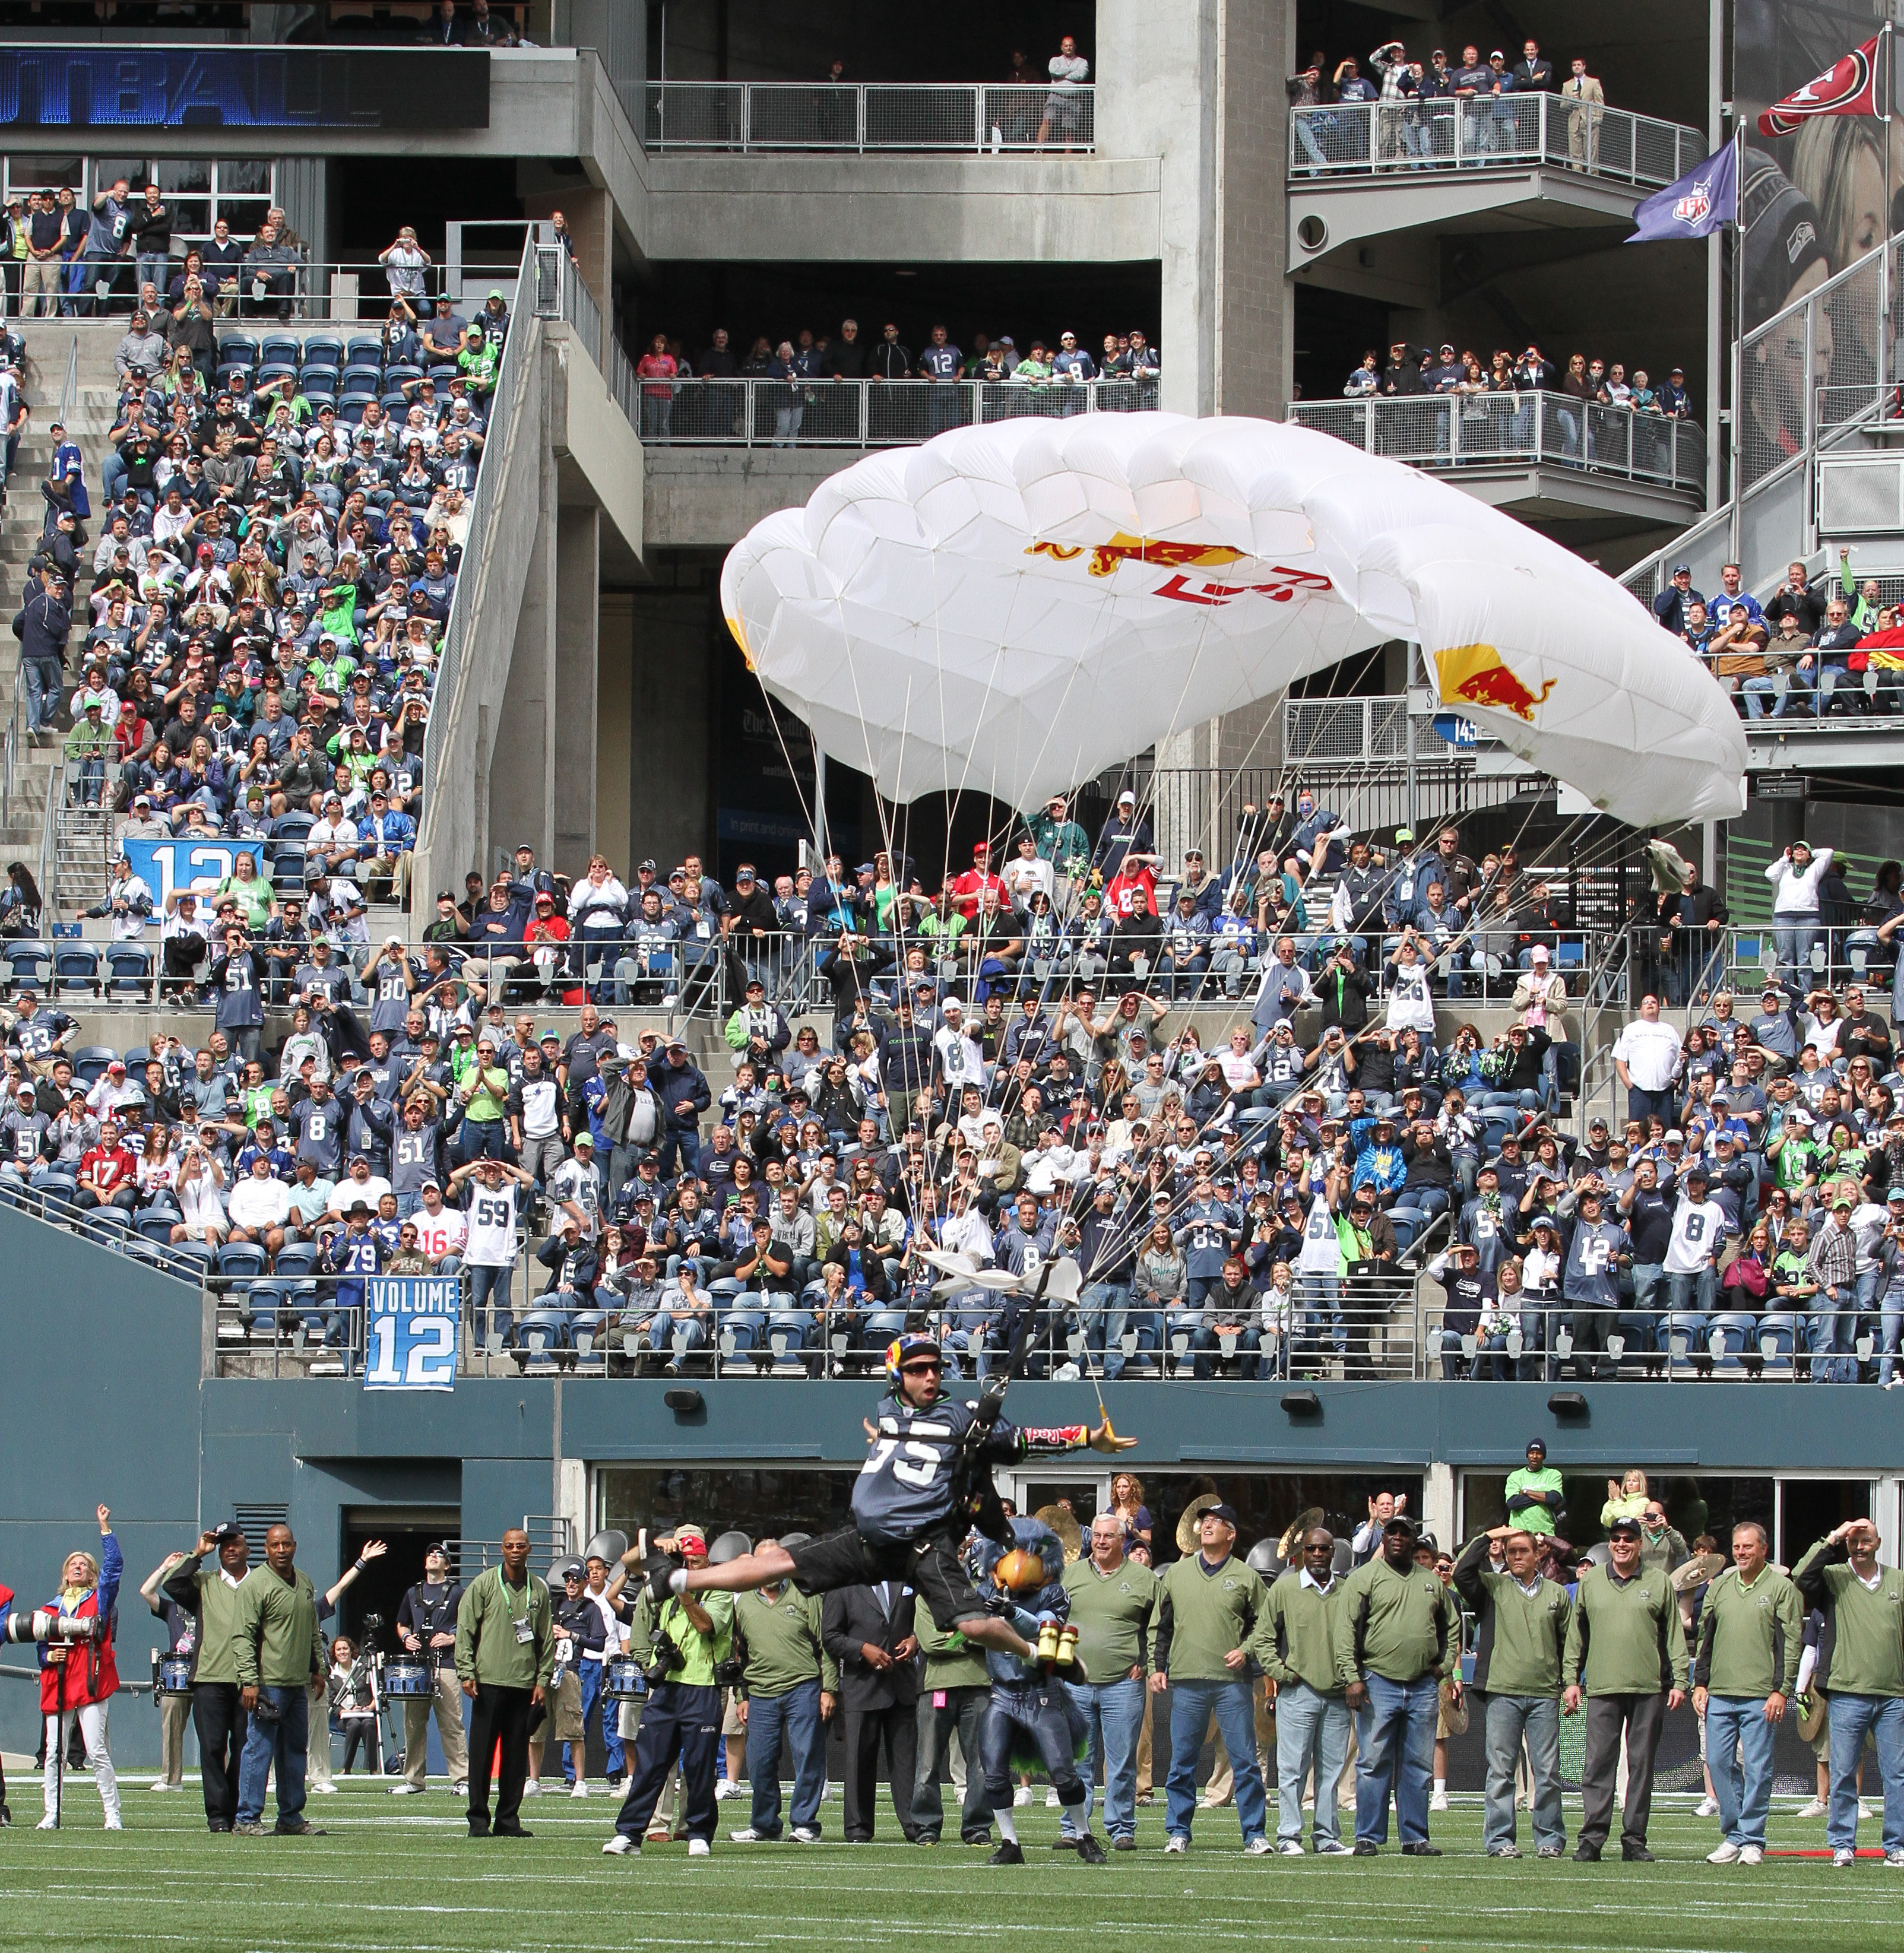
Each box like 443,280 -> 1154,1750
1881,19 -> 1893,421
1729,121 -> 1743,567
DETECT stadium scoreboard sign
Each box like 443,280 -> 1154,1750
365,1276 -> 460,1392
0,47 -> 490,131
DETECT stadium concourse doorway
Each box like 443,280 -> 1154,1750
338,1510 -> 462,1647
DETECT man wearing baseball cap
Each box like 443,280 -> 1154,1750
1152,1501 -> 1272,1855
1563,1513 -> 1687,1860
1333,1513 -> 1463,1854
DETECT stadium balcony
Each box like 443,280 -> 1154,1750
1287,392 -> 1706,532
1287,96 -> 1705,281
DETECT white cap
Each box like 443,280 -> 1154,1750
1530,944 -> 1550,962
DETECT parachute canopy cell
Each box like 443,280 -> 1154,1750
718,413 -> 1747,828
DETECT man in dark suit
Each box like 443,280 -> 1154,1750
822,1580 -> 920,1841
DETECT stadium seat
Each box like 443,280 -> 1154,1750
134,1211 -> 179,1248
268,845 -> 307,889
340,362 -> 383,395
71,1044 -> 119,1085
218,1242 -> 268,1281
274,1242 -> 322,1277
217,334 -> 260,367
80,1207 -> 132,1248
344,334 -> 384,367
427,362 -> 460,383
272,811 -> 317,842
4,940 -> 52,991
302,335 -> 344,369
382,362 -> 423,389
53,944 -> 100,995
215,362 -> 254,394
298,388 -> 337,414
34,1171 -> 77,1217
241,1278 -> 289,1334
259,334 -> 300,367
380,390 -> 411,415
105,946 -> 153,998
299,360 -> 339,389
336,396 -> 371,425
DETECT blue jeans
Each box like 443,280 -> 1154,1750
1165,1677 -> 1266,1843
1773,924 -> 1819,987
467,1261 -> 512,1345
21,654 -> 62,732
1354,1671 -> 1438,1846
567,1658 -> 625,1783
745,1676 -> 826,1837
1827,1693 -> 1904,1852
1299,1270 -> 1342,1352
1706,1694 -> 1777,1849
1061,1675 -> 1145,1843
236,1682 -> 309,1828
1484,1692 -> 1563,1851
1274,1679 -> 1351,1846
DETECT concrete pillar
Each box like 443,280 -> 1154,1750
553,505 -> 600,878
489,432 -> 559,877
596,592 -> 635,875
1422,1461 -> 1458,1552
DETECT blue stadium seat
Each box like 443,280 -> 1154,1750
105,946 -> 153,998
336,396 -> 371,425
217,1242 -> 268,1280
268,845 -> 307,888
302,335 -> 344,370
53,944 -> 100,995
34,1171 -> 77,1217
344,335 -> 384,367
255,361 -> 297,390
382,362 -> 422,389
273,811 -> 317,842
297,389 -> 335,415
134,1211 -> 179,1247
217,334 -> 260,367
299,360 -> 339,389
380,391 -> 410,415
259,334 -> 299,368
80,1207 -> 132,1248
274,1242 -> 321,1277
4,940 -> 51,991
427,362 -> 459,383
340,362 -> 382,395
71,1043 -> 118,1085
240,1277 -> 288,1333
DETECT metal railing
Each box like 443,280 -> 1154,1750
536,243 -> 641,438
0,1175 -> 204,1284
56,328 -> 78,429
1290,392 -> 1706,494
628,373 -> 1160,446
1288,92 -> 1700,188
64,258 -> 529,324
644,81 -> 1094,154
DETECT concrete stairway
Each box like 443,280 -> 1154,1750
1,322 -> 122,878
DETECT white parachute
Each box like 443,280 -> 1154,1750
720,412 -> 1747,828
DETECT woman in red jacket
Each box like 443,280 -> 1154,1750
39,1504 -> 122,1830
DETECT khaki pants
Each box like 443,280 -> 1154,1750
1136,1692 -> 1154,1795
402,1669 -> 470,1789
1567,103 -> 1601,168
307,1675 -> 334,1787
21,256 -> 59,317
159,1690 -> 192,1786
362,852 -> 413,908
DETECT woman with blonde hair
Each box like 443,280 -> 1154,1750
37,1504 -> 123,1830
1601,1468 -> 1649,1530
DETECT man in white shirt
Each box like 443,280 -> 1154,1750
328,1155 -> 394,1219
226,1153 -> 293,1258
411,1178 -> 467,1263
1662,1166 -> 1726,1324
933,998 -> 984,1095
1385,929 -> 1437,1036
1611,993 -> 1682,1127
309,797 -> 362,880
550,1134 -> 604,1241
1000,833 -> 1053,906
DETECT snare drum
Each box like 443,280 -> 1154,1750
603,1656 -> 648,1702
156,1654 -> 194,1697
381,1659 -> 434,1698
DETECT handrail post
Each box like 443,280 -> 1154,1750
858,83 -> 867,154
1363,397 -> 1375,452
742,80 -> 752,154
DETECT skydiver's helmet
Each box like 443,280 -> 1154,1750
885,1331 -> 940,1383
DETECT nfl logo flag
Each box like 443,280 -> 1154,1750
1626,142 -> 1737,243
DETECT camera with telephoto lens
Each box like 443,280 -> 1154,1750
712,1654 -> 746,1688
644,1627 -> 683,1689
4,1609 -> 100,1645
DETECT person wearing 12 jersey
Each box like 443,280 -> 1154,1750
623,1333 -> 1133,1666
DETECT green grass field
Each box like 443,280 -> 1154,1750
1,1779 -> 1899,1953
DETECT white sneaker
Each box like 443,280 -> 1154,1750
523,1781 -> 541,1796
1834,1847 -> 1857,1867
1739,1845 -> 1763,1866
311,1781 -> 336,1793
730,1827 -> 765,1843
1276,1839 -> 1305,1856
148,1781 -> 176,1793
687,1836 -> 710,1858
1798,1799 -> 1827,1818
1694,1797 -> 1720,1818
1013,1786 -> 1032,1808
601,1833 -> 635,1856
1164,1834 -> 1187,1854
1429,1792 -> 1449,1813
36,1817 -> 56,1830
1315,1839 -> 1354,1856
1244,1835 -> 1273,1856
715,1780 -> 740,1802
571,1781 -> 588,1799
103,1815 -> 123,1831
661,994 -> 679,1009
1046,1789 -> 1062,1808
1886,1848 -> 1904,1868
790,1825 -> 821,1843
1707,1841 -> 1740,1864
1862,1800 -> 1877,1820
390,1783 -> 422,1796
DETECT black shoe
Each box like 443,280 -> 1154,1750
1573,1843 -> 1601,1862
467,1825 -> 491,1838
1113,1834 -> 1137,1851
642,1552 -> 680,1602
989,1839 -> 1025,1865
274,1819 -> 324,1836
1401,1842 -> 1442,1857
494,1823 -> 533,1838
1621,1844 -> 1654,1862
1352,1840 -> 1380,1856
1076,1832 -> 1108,1865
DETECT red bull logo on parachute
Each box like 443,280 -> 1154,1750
1433,643 -> 1556,723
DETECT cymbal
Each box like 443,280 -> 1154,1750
1668,1549 -> 1726,1593
1278,1505 -> 1326,1562
1035,1504 -> 1084,1562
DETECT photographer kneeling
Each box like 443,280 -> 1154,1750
603,1523 -> 737,1859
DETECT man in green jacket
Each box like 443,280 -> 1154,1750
1793,1517 -> 1904,1866
1256,1526 -> 1353,1856
455,1526 -> 554,1840
1694,1520 -> 1801,1866
911,1609 -> 993,1847
1502,1439 -> 1563,1538
1059,1511 -> 1158,1854
1151,1502 -> 1272,1854
1563,1514 -> 1688,1862
1334,1514 -> 1462,1856
231,1523 -> 325,1837
728,1538 -> 838,1845
1453,1526 -> 1572,1858
161,1521 -> 252,1834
